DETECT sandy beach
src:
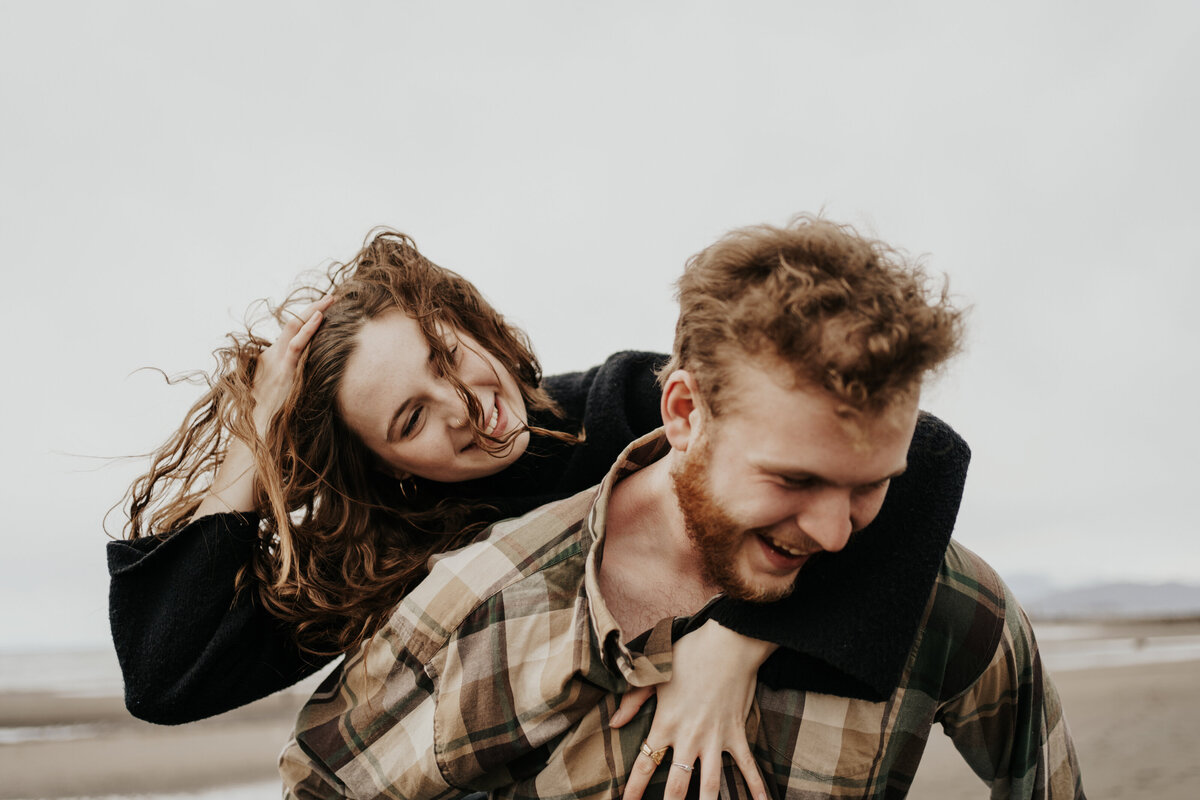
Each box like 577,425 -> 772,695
910,658 -> 1200,799
2,621 -> 1198,799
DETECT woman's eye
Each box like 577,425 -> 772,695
402,407 -> 423,438
450,345 -> 460,362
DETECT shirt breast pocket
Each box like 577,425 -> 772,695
754,687 -> 886,786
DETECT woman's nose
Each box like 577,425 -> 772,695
438,386 -> 472,429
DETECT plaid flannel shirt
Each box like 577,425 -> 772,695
280,432 -> 1083,799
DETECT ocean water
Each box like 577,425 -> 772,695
11,782 -> 278,800
1037,629 -> 1200,671
4,628 -> 1200,704
6,628 -> 1200,699
0,647 -> 123,696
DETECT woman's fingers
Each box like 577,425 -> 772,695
280,295 -> 333,346
266,296 -> 333,369
249,296 -> 333,432
729,743 -> 768,800
297,293 -> 336,320
621,742 -> 663,800
662,753 -> 697,800
612,686 -> 655,728
285,306 -> 325,362
623,742 -> 765,800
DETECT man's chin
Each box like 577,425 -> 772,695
720,573 -> 800,603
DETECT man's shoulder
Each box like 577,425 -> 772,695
917,541 -> 1027,699
933,541 -> 1008,615
386,487 -> 598,665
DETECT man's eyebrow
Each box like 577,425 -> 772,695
760,464 -> 908,485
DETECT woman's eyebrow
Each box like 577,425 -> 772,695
386,397 -> 415,443
386,336 -> 439,442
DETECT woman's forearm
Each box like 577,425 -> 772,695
190,435 -> 260,520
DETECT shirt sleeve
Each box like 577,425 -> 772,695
280,740 -> 350,800
107,512 -> 330,724
935,587 -> 1085,799
278,614 -> 462,800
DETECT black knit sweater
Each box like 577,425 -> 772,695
107,351 -> 968,724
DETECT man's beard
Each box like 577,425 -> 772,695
671,440 -> 799,603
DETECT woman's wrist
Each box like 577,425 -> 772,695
191,439 -> 260,521
696,619 -> 776,669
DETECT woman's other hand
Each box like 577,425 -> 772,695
613,619 -> 774,800
190,295 -> 332,521
251,295 -> 334,434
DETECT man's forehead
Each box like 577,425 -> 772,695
706,357 -> 918,463
713,352 -> 917,425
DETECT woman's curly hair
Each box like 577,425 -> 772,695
121,230 -> 571,656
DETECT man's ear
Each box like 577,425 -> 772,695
661,369 -> 706,452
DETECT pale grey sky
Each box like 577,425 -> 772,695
3,1 -> 1198,647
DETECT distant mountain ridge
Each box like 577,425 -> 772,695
1018,581 -> 1200,620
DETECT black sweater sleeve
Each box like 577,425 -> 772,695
107,513 -> 330,724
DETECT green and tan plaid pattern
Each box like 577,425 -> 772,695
281,432 -> 1083,800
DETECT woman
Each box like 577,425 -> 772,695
109,230 -> 967,800
112,230 -> 777,798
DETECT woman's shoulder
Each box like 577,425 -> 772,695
544,350 -> 666,424
539,352 -> 667,490
542,351 -> 666,402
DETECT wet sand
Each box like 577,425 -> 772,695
910,658 -> 1200,799
0,690 -> 300,799
3,632 -> 1198,798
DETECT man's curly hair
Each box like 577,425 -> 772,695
662,214 -> 965,415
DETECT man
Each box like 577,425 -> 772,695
281,217 -> 1084,799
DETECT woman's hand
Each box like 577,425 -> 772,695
249,295 -> 335,435
613,620 -> 775,800
191,295 -> 333,520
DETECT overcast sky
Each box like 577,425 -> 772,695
3,1 -> 1198,648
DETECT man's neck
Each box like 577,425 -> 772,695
598,452 -> 719,637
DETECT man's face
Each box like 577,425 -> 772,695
671,359 -> 918,602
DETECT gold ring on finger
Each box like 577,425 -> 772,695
639,741 -> 669,766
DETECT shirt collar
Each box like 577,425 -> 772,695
581,429 -> 676,686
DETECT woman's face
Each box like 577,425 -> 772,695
336,309 -> 530,483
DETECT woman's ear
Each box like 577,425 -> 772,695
375,460 -> 411,482
661,369 -> 706,452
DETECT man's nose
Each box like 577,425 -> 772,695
795,488 -> 854,553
